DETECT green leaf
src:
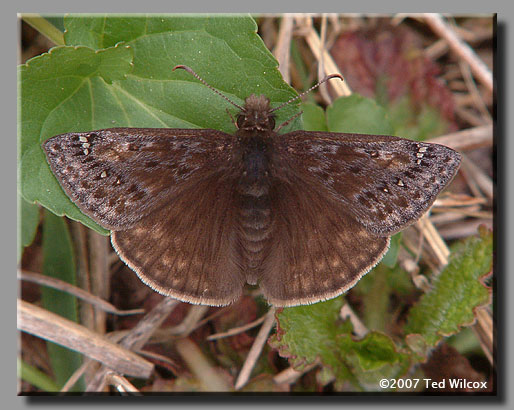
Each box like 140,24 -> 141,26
19,43 -> 133,234
18,358 -> 60,392
269,298 -> 410,390
404,226 -> 493,357
381,233 -> 401,268
388,95 -> 451,141
19,15 -> 298,234
338,332 -> 406,372
301,102 -> 328,131
41,210 -> 84,390
19,196 -> 40,259
326,94 -> 394,135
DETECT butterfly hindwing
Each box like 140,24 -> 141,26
112,169 -> 245,306
258,168 -> 390,306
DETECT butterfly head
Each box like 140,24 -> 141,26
236,94 -> 276,132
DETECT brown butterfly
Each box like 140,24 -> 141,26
42,65 -> 461,307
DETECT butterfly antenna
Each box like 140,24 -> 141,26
269,74 -> 344,113
173,65 -> 245,111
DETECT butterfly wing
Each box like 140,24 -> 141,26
258,130 -> 460,306
274,131 -> 461,236
260,170 -> 389,306
112,170 -> 245,306
43,128 -> 237,230
44,127 -> 245,305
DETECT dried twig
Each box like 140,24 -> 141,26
18,270 -> 144,316
163,305 -> 209,338
106,372 -> 142,395
472,306 -> 494,365
273,14 -> 294,83
340,303 -> 368,338
89,230 -> 110,334
294,15 -> 351,97
416,216 -> 450,268
175,337 -> 232,392
18,300 -> 153,378
423,14 -> 493,93
458,60 -> 492,123
235,308 -> 276,390
273,362 -> 318,385
86,297 -> 179,391
207,314 -> 267,341
460,157 -> 494,201
426,124 -> 492,152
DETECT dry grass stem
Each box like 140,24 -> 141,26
235,308 -> 276,390
458,60 -> 492,123
460,157 -> 494,201
424,39 -> 449,60
89,231 -> 110,334
136,349 -> 179,374
433,194 -> 488,207
340,303 -> 369,338
416,217 -> 450,267
294,15 -> 351,97
19,270 -> 144,316
106,372 -> 142,395
273,362 -> 318,385
207,314 -> 267,341
118,297 -> 180,351
427,124 -> 492,152
273,14 -> 294,83
423,14 -> 493,93
437,219 -> 492,240
86,297 -> 179,391
432,208 -> 492,220
317,15 -> 333,105
175,337 -> 232,392
69,221 -> 96,338
60,360 -> 93,392
151,305 -> 210,341
472,307 -> 494,365
18,299 -> 153,378
169,305 -> 209,337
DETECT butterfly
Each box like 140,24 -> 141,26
42,65 -> 461,307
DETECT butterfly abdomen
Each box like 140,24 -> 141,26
236,137 -> 273,283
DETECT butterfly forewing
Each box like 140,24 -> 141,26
275,131 -> 462,236
43,128 -> 237,230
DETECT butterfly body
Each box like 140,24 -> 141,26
234,96 -> 276,284
43,87 -> 461,307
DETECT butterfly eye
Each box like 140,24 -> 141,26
268,116 -> 276,130
236,114 -> 245,129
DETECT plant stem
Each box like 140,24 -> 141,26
363,264 -> 390,332
21,14 -> 65,46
